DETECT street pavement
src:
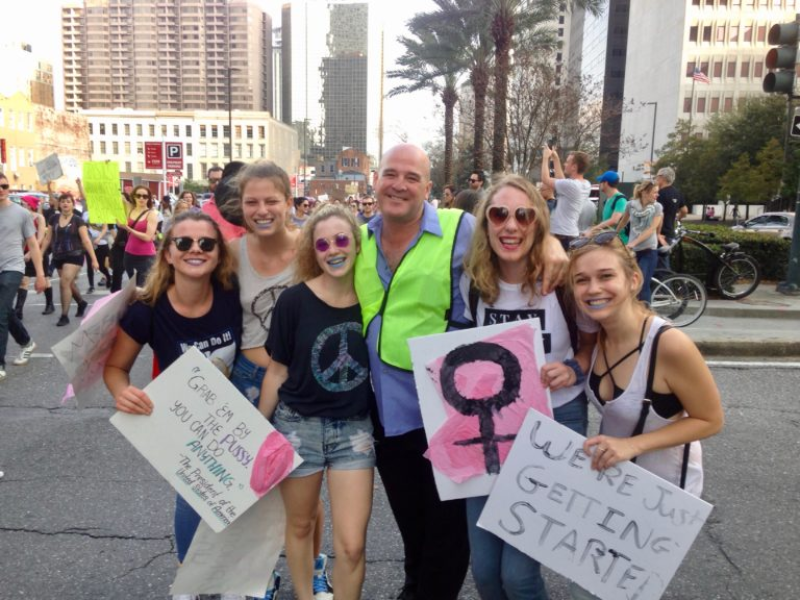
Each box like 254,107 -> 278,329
1,278 -> 798,599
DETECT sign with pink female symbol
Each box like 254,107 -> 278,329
408,319 -> 552,501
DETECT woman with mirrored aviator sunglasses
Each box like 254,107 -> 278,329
460,175 -> 599,600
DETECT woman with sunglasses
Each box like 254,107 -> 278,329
566,231 -> 723,600
104,211 -> 242,585
461,175 -> 598,600
227,160 -> 331,598
121,185 -> 159,286
614,180 -> 663,303
260,204 -> 374,600
40,193 -> 100,326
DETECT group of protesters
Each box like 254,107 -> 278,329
0,140 -> 725,600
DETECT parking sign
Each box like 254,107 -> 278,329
165,142 -> 183,170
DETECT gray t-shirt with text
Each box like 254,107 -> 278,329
0,203 -> 35,274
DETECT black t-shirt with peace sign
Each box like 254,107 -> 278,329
267,282 -> 372,418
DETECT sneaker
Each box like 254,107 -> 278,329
86,287 -> 95,295
56,315 -> 70,327
12,341 -> 36,366
42,304 -> 55,315
264,571 -> 281,600
0,366 -> 6,381
76,300 -> 88,317
313,553 -> 333,599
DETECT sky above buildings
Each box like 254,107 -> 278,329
8,0 -> 442,156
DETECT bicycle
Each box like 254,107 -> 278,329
650,273 -> 707,327
659,223 -> 761,300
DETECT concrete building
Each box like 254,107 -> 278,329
61,0 -> 272,114
0,40 -> 55,109
618,0 -> 799,180
80,108 -> 298,185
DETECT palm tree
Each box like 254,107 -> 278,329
489,0 -> 605,173
388,25 -> 461,184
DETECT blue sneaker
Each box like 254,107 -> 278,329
263,570 -> 281,600
312,554 -> 333,600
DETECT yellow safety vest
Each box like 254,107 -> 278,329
354,209 -> 464,371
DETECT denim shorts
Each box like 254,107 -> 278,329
272,402 -> 376,478
230,353 -> 267,407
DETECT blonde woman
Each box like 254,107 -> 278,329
615,180 -> 663,302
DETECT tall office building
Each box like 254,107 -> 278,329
618,0 -> 799,179
281,1 -> 372,162
61,0 -> 272,113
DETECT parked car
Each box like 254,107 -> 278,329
732,212 -> 795,239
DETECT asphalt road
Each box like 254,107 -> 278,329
1,286 -> 798,599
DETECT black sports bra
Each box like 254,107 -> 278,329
588,371 -> 683,419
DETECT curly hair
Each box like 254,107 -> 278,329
464,175 -> 550,306
294,204 -> 361,283
138,211 -> 236,306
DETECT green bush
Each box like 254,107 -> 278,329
671,223 -> 791,281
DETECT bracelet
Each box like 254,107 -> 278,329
563,358 -> 586,386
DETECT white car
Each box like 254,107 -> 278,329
732,212 -> 795,239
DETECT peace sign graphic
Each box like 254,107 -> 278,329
311,322 -> 369,392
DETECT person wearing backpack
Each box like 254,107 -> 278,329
584,171 -> 628,243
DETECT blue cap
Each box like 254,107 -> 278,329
596,171 -> 620,185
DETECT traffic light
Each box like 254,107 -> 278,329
763,18 -> 800,95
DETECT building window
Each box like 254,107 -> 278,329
741,61 -> 750,77
697,97 -> 706,113
246,126 -> 253,139
223,125 -> 230,138
149,124 -> 155,136
246,144 -> 253,158
187,164 -> 194,180
100,141 -> 107,154
137,124 -> 143,136
186,143 -> 193,156
125,161 -> 132,172
211,125 -> 218,138
687,61 -> 697,76
235,143 -> 242,158
717,25 -> 726,42
137,142 -> 143,153
200,125 -> 206,137
124,142 -> 131,153
235,125 -> 242,138
754,61 -> 763,77
700,61 -> 709,75
714,61 -> 723,77
260,144 -> 266,157
112,123 -> 118,135
258,126 -> 265,138
730,25 -> 739,42
743,25 -> 752,43
711,97 -> 720,112
100,123 -> 106,135
161,125 -> 167,136
186,125 -> 192,137
727,60 -> 736,77
89,123 -> 94,135
173,125 -> 179,137
703,26 -> 712,42
757,25 -> 766,43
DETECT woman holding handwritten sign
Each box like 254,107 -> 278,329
103,211 -> 242,568
566,232 -> 723,599
461,175 -> 598,600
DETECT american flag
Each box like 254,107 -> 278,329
693,68 -> 710,84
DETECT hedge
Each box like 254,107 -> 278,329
670,223 -> 791,282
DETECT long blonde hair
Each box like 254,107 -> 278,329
139,211 -> 236,306
465,175 -> 550,305
295,204 -> 361,283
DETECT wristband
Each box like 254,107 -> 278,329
563,358 -> 586,386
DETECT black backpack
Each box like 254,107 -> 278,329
608,192 -> 630,237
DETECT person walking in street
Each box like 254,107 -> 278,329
16,195 -> 53,319
541,146 -> 591,250
353,144 -> 570,600
121,186 -> 158,286
584,171 -> 628,243
40,193 -> 99,326
109,193 -> 130,293
0,172 -> 47,381
567,231 -> 724,600
655,167 -> 687,271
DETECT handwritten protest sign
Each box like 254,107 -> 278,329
81,161 -> 127,224
35,153 -> 63,183
479,410 -> 713,600
110,347 -> 301,532
408,320 -> 551,501
52,279 -> 137,408
171,491 -> 285,597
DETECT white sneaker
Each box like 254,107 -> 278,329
12,340 -> 36,366
0,367 -> 6,381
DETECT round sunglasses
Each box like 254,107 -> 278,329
172,236 -> 218,252
314,233 -> 351,253
486,205 -> 536,228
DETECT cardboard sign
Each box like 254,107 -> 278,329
81,161 -> 127,224
35,153 -> 63,183
408,320 -> 552,501
52,280 -> 138,408
479,410 -> 713,600
110,347 -> 301,532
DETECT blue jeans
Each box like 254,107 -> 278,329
636,249 -> 658,303
123,253 -> 155,286
0,271 -> 31,367
174,494 -> 202,563
230,353 -> 267,407
465,394 -> 588,600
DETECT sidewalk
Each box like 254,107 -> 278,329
683,283 -> 800,358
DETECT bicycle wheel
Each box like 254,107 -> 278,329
650,274 -> 707,327
715,255 -> 761,300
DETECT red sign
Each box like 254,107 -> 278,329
0,139 -> 6,164
144,142 -> 163,169
165,142 -> 183,170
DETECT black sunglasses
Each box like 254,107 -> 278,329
469,178 -> 480,183
172,236 -> 218,252
0,184 -> 10,190
569,230 -> 618,250
135,193 -> 150,199
486,205 -> 536,228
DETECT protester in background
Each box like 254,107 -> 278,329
40,193 -> 98,326
121,186 -> 158,287
468,170 -> 485,194
17,196 -> 52,319
453,189 -> 481,216
206,162 -> 247,241
261,204 -> 374,600
179,190 -> 200,210
461,176 -> 597,600
293,196 -> 311,228
542,146 -> 591,250
584,171 -> 627,244
356,195 -> 376,225
442,184 -> 457,209
567,233 -> 723,600
103,211 -> 242,594
109,193 -> 131,293
615,180 -> 663,303
655,166 -> 688,271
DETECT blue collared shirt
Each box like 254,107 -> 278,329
364,202 -> 476,437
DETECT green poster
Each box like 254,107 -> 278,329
82,162 -> 127,224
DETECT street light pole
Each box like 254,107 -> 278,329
646,101 -> 658,175
227,0 -> 233,163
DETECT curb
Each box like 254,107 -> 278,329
703,305 -> 800,320
695,339 -> 800,357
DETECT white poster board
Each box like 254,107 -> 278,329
110,347 -> 301,532
480,410 -> 713,600
35,153 -> 63,183
408,319 -> 551,501
52,279 -> 137,407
